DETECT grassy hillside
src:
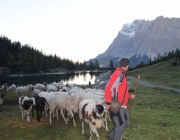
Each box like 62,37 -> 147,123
128,58 -> 180,89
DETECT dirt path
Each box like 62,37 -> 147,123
127,76 -> 180,93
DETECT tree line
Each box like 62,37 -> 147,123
0,36 -> 101,73
133,48 -> 180,69
1,35 -> 179,73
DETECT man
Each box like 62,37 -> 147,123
104,58 -> 135,140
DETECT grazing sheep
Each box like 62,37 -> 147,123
46,84 -> 58,92
66,83 -> 78,89
59,86 -> 70,92
49,91 -> 85,126
32,96 -> 48,122
16,86 -> 29,97
0,83 -> 8,93
50,81 -> 63,89
19,96 -> 35,122
32,89 -> 43,97
0,94 -> 5,111
78,98 -> 106,140
7,84 -> 16,93
34,83 -> 47,91
84,92 -> 105,104
26,84 -> 34,94
84,88 -> 104,96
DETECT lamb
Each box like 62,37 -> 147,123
19,96 -> 35,122
78,98 -> 107,140
32,96 -> 48,122
0,94 -> 5,111
49,91 -> 85,126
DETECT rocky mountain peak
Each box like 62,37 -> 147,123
88,16 -> 180,68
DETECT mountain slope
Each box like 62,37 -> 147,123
88,16 -> 180,68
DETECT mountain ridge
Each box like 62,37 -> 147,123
87,16 -> 180,68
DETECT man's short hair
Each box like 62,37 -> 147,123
119,58 -> 129,67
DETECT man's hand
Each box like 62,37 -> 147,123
130,94 -> 135,100
104,104 -> 110,109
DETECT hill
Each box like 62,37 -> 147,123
128,58 -> 180,89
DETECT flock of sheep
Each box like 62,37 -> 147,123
0,82 -> 112,140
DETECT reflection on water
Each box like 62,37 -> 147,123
0,71 -> 102,86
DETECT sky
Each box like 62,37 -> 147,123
0,0 -> 180,63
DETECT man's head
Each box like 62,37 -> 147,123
119,58 -> 129,71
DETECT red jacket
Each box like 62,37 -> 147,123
104,67 -> 131,106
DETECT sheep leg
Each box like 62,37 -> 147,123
56,108 -> 59,120
21,109 -> 25,120
39,110 -> 43,119
37,110 -> 40,122
89,124 -> 93,140
89,124 -> 100,140
44,105 -> 48,118
104,118 -> 108,131
32,108 -> 34,118
27,114 -> 30,122
60,109 -> 68,124
49,110 -> 53,124
81,122 -> 85,135
69,110 -> 76,127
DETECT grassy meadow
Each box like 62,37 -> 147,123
128,58 -> 180,89
0,58 -> 180,140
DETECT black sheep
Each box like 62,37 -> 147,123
32,96 -> 48,122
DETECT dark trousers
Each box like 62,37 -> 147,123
107,107 -> 130,140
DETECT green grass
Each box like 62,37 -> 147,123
128,58 -> 180,89
1,85 -> 180,140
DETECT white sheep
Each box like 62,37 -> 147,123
84,88 -> 104,96
34,83 -> 47,91
50,81 -> 63,89
49,91 -> 85,126
46,84 -> 58,92
16,86 -> 30,97
32,89 -> 43,97
59,86 -> 70,92
7,84 -> 16,93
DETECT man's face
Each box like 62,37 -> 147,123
125,65 -> 129,71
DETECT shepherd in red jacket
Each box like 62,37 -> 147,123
104,58 -> 135,140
